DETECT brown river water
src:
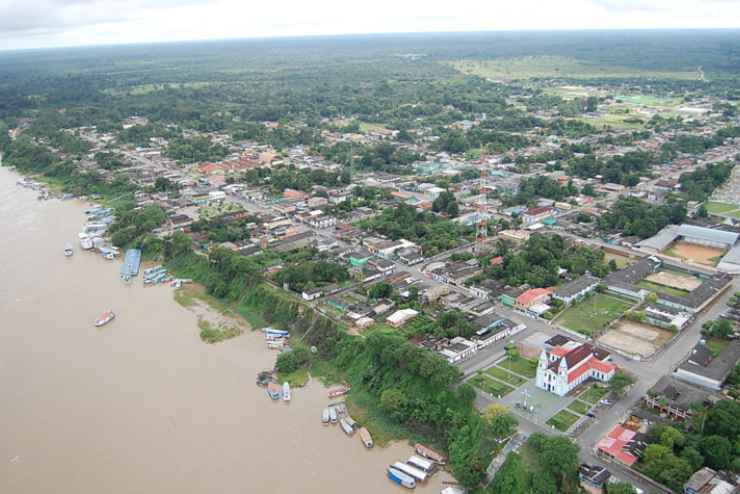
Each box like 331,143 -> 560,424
0,168 -> 448,494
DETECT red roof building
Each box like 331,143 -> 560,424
596,425 -> 637,466
536,341 -> 615,396
515,287 -> 553,309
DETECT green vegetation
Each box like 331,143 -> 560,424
489,234 -> 610,288
608,370 -> 635,397
487,433 -> 581,494
641,402 -> 740,490
557,293 -> 632,336
679,162 -> 735,202
547,409 -> 581,432
485,366 -> 527,386
600,197 -> 687,239
496,356 -> 538,379
705,201 -> 740,215
274,261 -> 349,292
451,56 -> 698,80
567,399 -> 592,415
197,320 -> 242,344
470,374 -> 516,397
577,385 -> 609,404
636,280 -> 690,297
359,203 -> 474,256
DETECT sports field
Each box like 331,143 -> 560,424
664,241 -> 726,266
645,271 -> 702,291
598,321 -> 674,358
557,293 -> 632,336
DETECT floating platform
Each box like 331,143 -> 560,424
120,249 -> 142,280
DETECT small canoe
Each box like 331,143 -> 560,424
95,310 -> 115,327
328,385 -> 350,398
321,408 -> 330,424
359,427 -> 373,448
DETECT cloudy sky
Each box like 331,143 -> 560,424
1,0 -> 739,51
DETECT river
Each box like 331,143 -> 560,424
0,168 -> 448,494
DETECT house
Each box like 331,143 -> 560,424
684,468 -> 736,494
536,342 -> 615,396
439,337 -> 477,363
368,257 -> 396,276
522,207 -> 553,226
644,304 -> 692,331
673,340 -> 740,390
473,314 -> 525,348
579,464 -> 612,492
302,287 -> 323,301
387,308 -> 419,328
397,246 -> 424,265
515,288 -> 552,311
553,274 -> 600,306
347,249 -> 373,267
596,425 -> 638,467
644,376 -> 716,421
603,257 -> 662,301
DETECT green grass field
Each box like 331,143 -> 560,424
636,280 -> 690,297
546,409 -> 581,432
470,374 -> 516,397
485,366 -> 527,386
706,337 -> 729,357
705,202 -> 740,215
577,385 -> 609,404
497,357 -> 539,379
449,56 -> 697,80
557,293 -> 632,336
567,399 -> 592,415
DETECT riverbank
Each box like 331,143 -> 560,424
0,167 -> 449,494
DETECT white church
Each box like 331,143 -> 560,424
536,340 -> 615,396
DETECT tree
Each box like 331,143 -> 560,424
609,370 -> 634,396
659,426 -> 685,450
699,435 -> 732,470
379,388 -> 407,419
483,404 -> 518,439
535,435 -> 580,490
489,452 -> 527,494
368,282 -> 392,299
449,418 -> 488,488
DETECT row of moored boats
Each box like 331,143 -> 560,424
387,444 -> 447,489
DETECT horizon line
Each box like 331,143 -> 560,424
2,26 -> 740,55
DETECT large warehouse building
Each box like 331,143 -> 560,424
636,224 -> 740,274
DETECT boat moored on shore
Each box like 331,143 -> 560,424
359,427 -> 373,448
387,467 -> 416,489
266,383 -> 282,400
321,408 -> 330,424
282,382 -> 291,402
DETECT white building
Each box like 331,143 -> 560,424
536,342 -> 615,396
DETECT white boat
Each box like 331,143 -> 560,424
407,455 -> 434,473
359,427 -> 373,448
340,417 -> 354,436
391,462 -> 427,482
64,243 -> 73,257
282,382 -> 291,402
329,407 -> 337,424
95,310 -> 115,327
387,467 -> 416,489
321,408 -> 330,424
79,235 -> 94,250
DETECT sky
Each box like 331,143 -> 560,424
1,0 -> 740,51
